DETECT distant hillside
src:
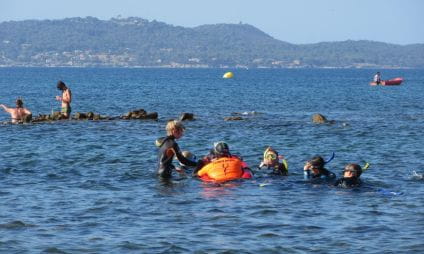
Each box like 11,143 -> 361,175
0,17 -> 423,68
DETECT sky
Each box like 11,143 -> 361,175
1,0 -> 423,45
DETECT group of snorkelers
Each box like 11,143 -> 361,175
156,120 -> 365,188
0,81 -> 72,123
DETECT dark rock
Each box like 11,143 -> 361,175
87,112 -> 94,120
180,113 -> 195,121
224,116 -> 244,121
312,113 -> 328,124
75,112 -> 87,120
144,112 -> 158,120
93,114 -> 101,121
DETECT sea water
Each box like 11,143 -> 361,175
0,68 -> 423,253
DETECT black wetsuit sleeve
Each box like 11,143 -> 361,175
173,142 -> 198,167
323,168 -> 336,178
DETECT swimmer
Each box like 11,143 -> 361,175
303,155 -> 336,179
0,98 -> 32,124
156,120 -> 198,178
334,163 -> 362,188
175,150 -> 197,174
56,80 -> 72,119
258,147 -> 288,176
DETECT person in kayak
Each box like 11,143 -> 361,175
258,146 -> 288,175
373,72 -> 381,85
0,98 -> 32,124
334,163 -> 362,188
156,120 -> 198,178
56,80 -> 72,119
303,155 -> 336,179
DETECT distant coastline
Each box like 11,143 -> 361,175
1,17 -> 423,69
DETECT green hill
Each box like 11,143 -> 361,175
0,17 -> 422,68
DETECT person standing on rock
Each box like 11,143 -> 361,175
0,98 -> 32,124
56,80 -> 72,119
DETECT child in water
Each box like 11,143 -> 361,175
334,163 -> 362,188
155,120 -> 198,178
258,147 -> 288,175
303,155 -> 336,179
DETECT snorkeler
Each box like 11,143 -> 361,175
258,146 -> 288,176
0,98 -> 32,124
334,163 -> 362,188
194,141 -> 252,181
303,155 -> 336,180
155,120 -> 198,178
56,80 -> 72,119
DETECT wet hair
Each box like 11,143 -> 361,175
57,80 -> 67,90
344,163 -> 362,177
213,141 -> 230,156
309,156 -> 325,169
16,98 -> 23,108
263,147 -> 278,163
166,120 -> 185,136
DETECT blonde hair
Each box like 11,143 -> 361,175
166,120 -> 185,135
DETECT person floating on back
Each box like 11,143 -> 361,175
303,155 -> 336,180
373,72 -> 381,85
56,80 -> 72,119
0,98 -> 32,124
155,120 -> 198,178
258,146 -> 288,176
334,163 -> 363,188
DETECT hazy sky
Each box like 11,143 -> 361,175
1,0 -> 423,45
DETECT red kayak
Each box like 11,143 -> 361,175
370,77 -> 403,86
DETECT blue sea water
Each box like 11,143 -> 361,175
0,68 -> 423,253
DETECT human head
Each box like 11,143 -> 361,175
308,156 -> 325,175
178,150 -> 196,166
343,163 -> 362,178
166,120 -> 185,138
263,147 -> 279,166
57,80 -> 67,91
16,98 -> 23,108
213,141 -> 230,157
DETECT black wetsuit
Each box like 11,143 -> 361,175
156,136 -> 197,178
335,177 -> 361,188
311,168 -> 336,179
258,164 -> 288,176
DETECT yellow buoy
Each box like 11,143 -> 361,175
223,72 -> 234,79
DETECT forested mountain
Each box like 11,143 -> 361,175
0,17 -> 423,68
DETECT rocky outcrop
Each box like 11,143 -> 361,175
179,113 -> 195,121
224,116 -> 244,121
121,109 -> 158,120
312,113 -> 335,124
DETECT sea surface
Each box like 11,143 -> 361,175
0,68 -> 423,253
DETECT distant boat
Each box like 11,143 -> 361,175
370,77 -> 403,86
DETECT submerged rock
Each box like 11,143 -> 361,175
312,113 -> 328,124
224,116 -> 244,121
180,113 -> 195,121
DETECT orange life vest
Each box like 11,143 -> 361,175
197,156 -> 250,182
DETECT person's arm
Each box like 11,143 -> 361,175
0,104 -> 12,113
172,142 -> 197,167
24,108 -> 32,115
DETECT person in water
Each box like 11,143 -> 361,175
258,146 -> 288,175
303,155 -> 336,179
156,120 -> 198,178
194,141 -> 252,180
56,80 -> 72,119
373,72 -> 381,85
0,98 -> 32,124
334,163 -> 362,188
